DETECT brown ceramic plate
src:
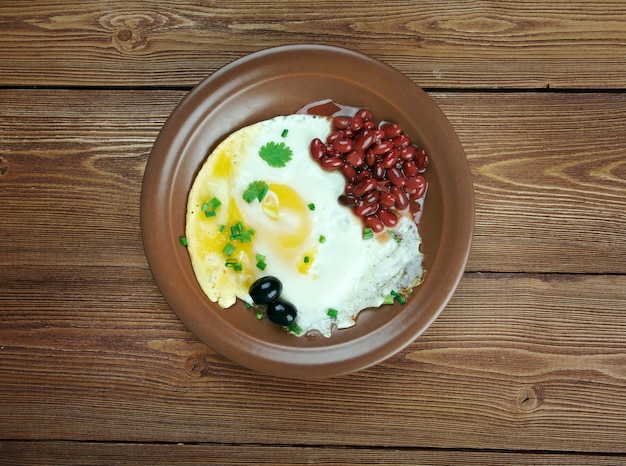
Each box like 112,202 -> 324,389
141,44 -> 473,379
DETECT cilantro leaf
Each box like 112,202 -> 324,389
243,180 -> 269,203
259,141 -> 293,167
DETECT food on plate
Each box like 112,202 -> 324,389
185,109 -> 427,337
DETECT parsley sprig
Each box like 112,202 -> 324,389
243,180 -> 269,203
259,141 -> 293,167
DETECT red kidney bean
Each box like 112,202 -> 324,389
378,208 -> 399,228
350,114 -> 364,132
372,140 -> 394,155
365,149 -> 377,167
405,175 -> 427,198
356,108 -> 373,121
387,166 -> 406,187
353,130 -> 376,152
364,215 -> 384,233
373,129 -> 385,142
379,191 -> 396,209
346,150 -> 364,168
333,116 -> 351,130
402,160 -> 418,178
341,163 -> 357,182
353,177 -> 377,197
373,162 -> 386,180
382,148 -> 399,168
363,120 -> 376,130
381,123 -> 403,139
343,128 -> 355,139
338,193 -> 357,206
391,186 -> 409,210
325,143 -> 339,157
363,190 -> 380,205
392,134 -> 410,148
415,148 -> 429,172
344,183 -> 356,195
310,138 -> 325,160
333,138 -> 353,153
320,157 -> 343,171
355,169 -> 372,183
399,144 -> 417,161
326,130 -> 343,144
355,201 -> 379,217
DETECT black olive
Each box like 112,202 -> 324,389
249,276 -> 282,304
266,299 -> 297,326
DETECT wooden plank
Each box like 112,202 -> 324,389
1,441 -> 624,465
1,89 -> 625,273
1,270 -> 626,452
0,1 -> 625,89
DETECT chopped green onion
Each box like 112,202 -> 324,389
362,227 -> 374,240
222,242 -> 236,256
319,234 -> 326,244
389,231 -> 401,244
255,253 -> 267,270
256,310 -> 264,320
391,290 -> 406,305
382,294 -> 395,305
307,203 -> 316,211
245,302 -> 252,309
218,224 -> 226,233
287,322 -> 303,335
224,258 -> 242,271
303,255 -> 310,264
202,197 -> 221,217
281,128 -> 289,138
179,236 -> 188,246
240,229 -> 252,243
327,308 -> 338,319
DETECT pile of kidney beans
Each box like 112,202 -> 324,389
309,108 -> 428,233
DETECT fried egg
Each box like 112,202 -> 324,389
186,113 -> 423,337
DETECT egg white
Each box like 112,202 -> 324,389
186,114 -> 424,337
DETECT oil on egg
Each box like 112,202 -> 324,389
186,113 -> 424,337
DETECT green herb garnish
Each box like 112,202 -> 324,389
255,252 -> 267,270
259,141 -> 293,168
390,290 -> 406,305
224,258 -> 242,271
307,203 -> 315,211
222,242 -> 236,257
179,236 -> 188,246
303,255 -> 310,264
389,231 -> 401,244
281,129 -> 289,138
319,234 -> 326,244
201,197 -> 222,217
327,308 -> 338,319
243,180 -> 269,203
287,321 -> 304,335
362,227 -> 374,240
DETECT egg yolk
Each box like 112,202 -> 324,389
259,183 -> 316,274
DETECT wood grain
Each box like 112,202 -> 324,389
1,441 -> 624,465
1,89 -> 624,273
0,1 -> 625,89
2,269 -> 626,452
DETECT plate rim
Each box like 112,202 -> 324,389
140,44 -> 474,379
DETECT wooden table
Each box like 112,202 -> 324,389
2,1 -> 625,464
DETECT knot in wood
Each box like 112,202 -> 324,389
0,156 -> 8,176
184,353 -> 212,378
516,385 -> 544,412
